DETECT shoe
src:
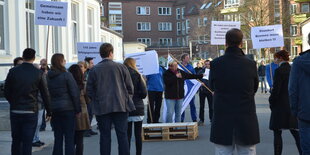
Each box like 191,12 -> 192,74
89,130 -> 98,135
37,141 -> 45,145
32,142 -> 43,147
83,131 -> 91,137
39,128 -> 45,131
198,121 -> 204,126
265,90 -> 267,93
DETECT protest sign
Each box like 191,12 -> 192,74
211,21 -> 241,45
125,50 -> 159,75
251,24 -> 284,49
35,1 -> 68,26
77,42 -> 102,65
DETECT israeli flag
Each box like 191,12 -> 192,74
162,55 -> 201,122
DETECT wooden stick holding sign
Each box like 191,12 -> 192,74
169,54 -> 214,94
45,26 -> 50,62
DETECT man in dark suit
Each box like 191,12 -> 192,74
209,29 -> 260,154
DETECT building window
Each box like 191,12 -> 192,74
71,3 -> 79,54
291,46 -> 298,57
176,8 -> 180,19
87,8 -> 94,42
181,7 -> 185,19
198,18 -> 202,27
52,27 -> 60,53
301,3 -> 309,13
137,22 -> 151,31
158,22 -> 172,31
159,38 -> 172,46
182,21 -> 185,35
199,35 -> 208,43
290,25 -> 297,36
0,0 -> 5,51
274,0 -> 280,24
158,7 -> 171,15
186,19 -> 190,34
108,2 -> 122,32
203,17 -> 208,26
25,0 -> 35,49
177,22 -> 181,35
290,4 -> 297,14
137,38 -> 151,46
177,37 -> 181,46
225,0 -> 240,8
136,6 -> 150,15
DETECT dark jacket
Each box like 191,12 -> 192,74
127,67 -> 147,116
289,49 -> 310,123
269,62 -> 298,130
163,69 -> 203,99
197,68 -> 212,94
258,65 -> 266,76
4,63 -> 51,115
47,70 -> 81,113
209,46 -> 260,145
87,59 -> 135,115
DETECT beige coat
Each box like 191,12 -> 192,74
75,89 -> 91,131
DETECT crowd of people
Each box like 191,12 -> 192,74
3,30 -> 310,155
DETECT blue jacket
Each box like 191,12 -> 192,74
180,63 -> 196,74
146,66 -> 165,92
289,50 -> 310,123
265,62 -> 278,88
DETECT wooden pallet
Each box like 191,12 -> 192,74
142,122 -> 198,141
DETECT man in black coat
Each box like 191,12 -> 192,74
209,29 -> 260,154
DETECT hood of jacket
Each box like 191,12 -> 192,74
297,49 -> 310,75
48,70 -> 63,79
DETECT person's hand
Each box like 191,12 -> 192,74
176,73 -> 182,78
76,112 -> 81,118
45,116 -> 51,122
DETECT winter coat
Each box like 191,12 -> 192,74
76,89 -> 91,131
269,62 -> 298,130
209,46 -> 260,145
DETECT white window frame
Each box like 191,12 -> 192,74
158,7 -> 171,15
136,6 -> 150,15
176,8 -> 180,20
0,0 -> 6,53
52,27 -> 61,54
203,17 -> 208,26
301,3 -> 310,13
290,25 -> 297,36
137,38 -> 151,46
177,37 -> 181,46
158,22 -> 172,31
87,8 -> 94,42
290,4 -> 297,14
177,22 -> 181,35
137,22 -> 151,31
291,46 -> 298,57
159,38 -> 172,46
71,2 -> 79,55
181,7 -> 185,19
182,21 -> 186,35
25,0 -> 36,50
197,18 -> 202,27
186,19 -> 190,34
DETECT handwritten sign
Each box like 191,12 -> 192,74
35,1 -> 68,26
211,21 -> 241,45
125,50 -> 159,75
77,42 -> 103,65
251,25 -> 284,49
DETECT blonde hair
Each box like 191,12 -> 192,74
124,57 -> 145,84
77,61 -> 88,69
168,61 -> 177,67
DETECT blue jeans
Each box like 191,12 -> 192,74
165,99 -> 183,123
33,109 -> 44,143
96,112 -> 129,155
299,120 -> 310,155
10,112 -> 38,155
181,96 -> 197,122
259,76 -> 267,92
51,111 -> 76,155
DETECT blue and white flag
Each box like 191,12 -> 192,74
162,54 -> 201,122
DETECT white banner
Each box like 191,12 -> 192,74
35,1 -> 68,26
211,21 -> 241,45
77,42 -> 102,65
125,50 -> 159,75
251,24 -> 284,49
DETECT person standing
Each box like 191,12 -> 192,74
83,57 -> 98,136
209,29 -> 260,154
4,48 -> 51,155
124,58 -> 147,155
163,61 -> 203,123
289,33 -> 310,155
48,53 -> 81,155
266,59 -> 278,92
146,65 -> 165,123
258,60 -> 267,93
180,53 -> 198,122
39,58 -> 50,131
269,50 -> 301,155
198,59 -> 213,126
13,57 -> 23,66
68,64 -> 91,155
87,43 -> 135,155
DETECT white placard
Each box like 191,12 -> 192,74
251,25 -> 284,49
35,1 -> 68,26
77,42 -> 102,65
203,68 -> 210,80
211,21 -> 241,45
125,50 -> 159,75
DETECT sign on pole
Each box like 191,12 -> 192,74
125,51 -> 159,75
77,42 -> 103,65
35,1 -> 68,26
251,24 -> 284,49
211,21 -> 241,45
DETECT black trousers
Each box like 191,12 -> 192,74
147,91 -> 163,123
75,130 -> 85,155
199,91 -> 213,122
128,121 -> 143,155
273,129 -> 302,155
